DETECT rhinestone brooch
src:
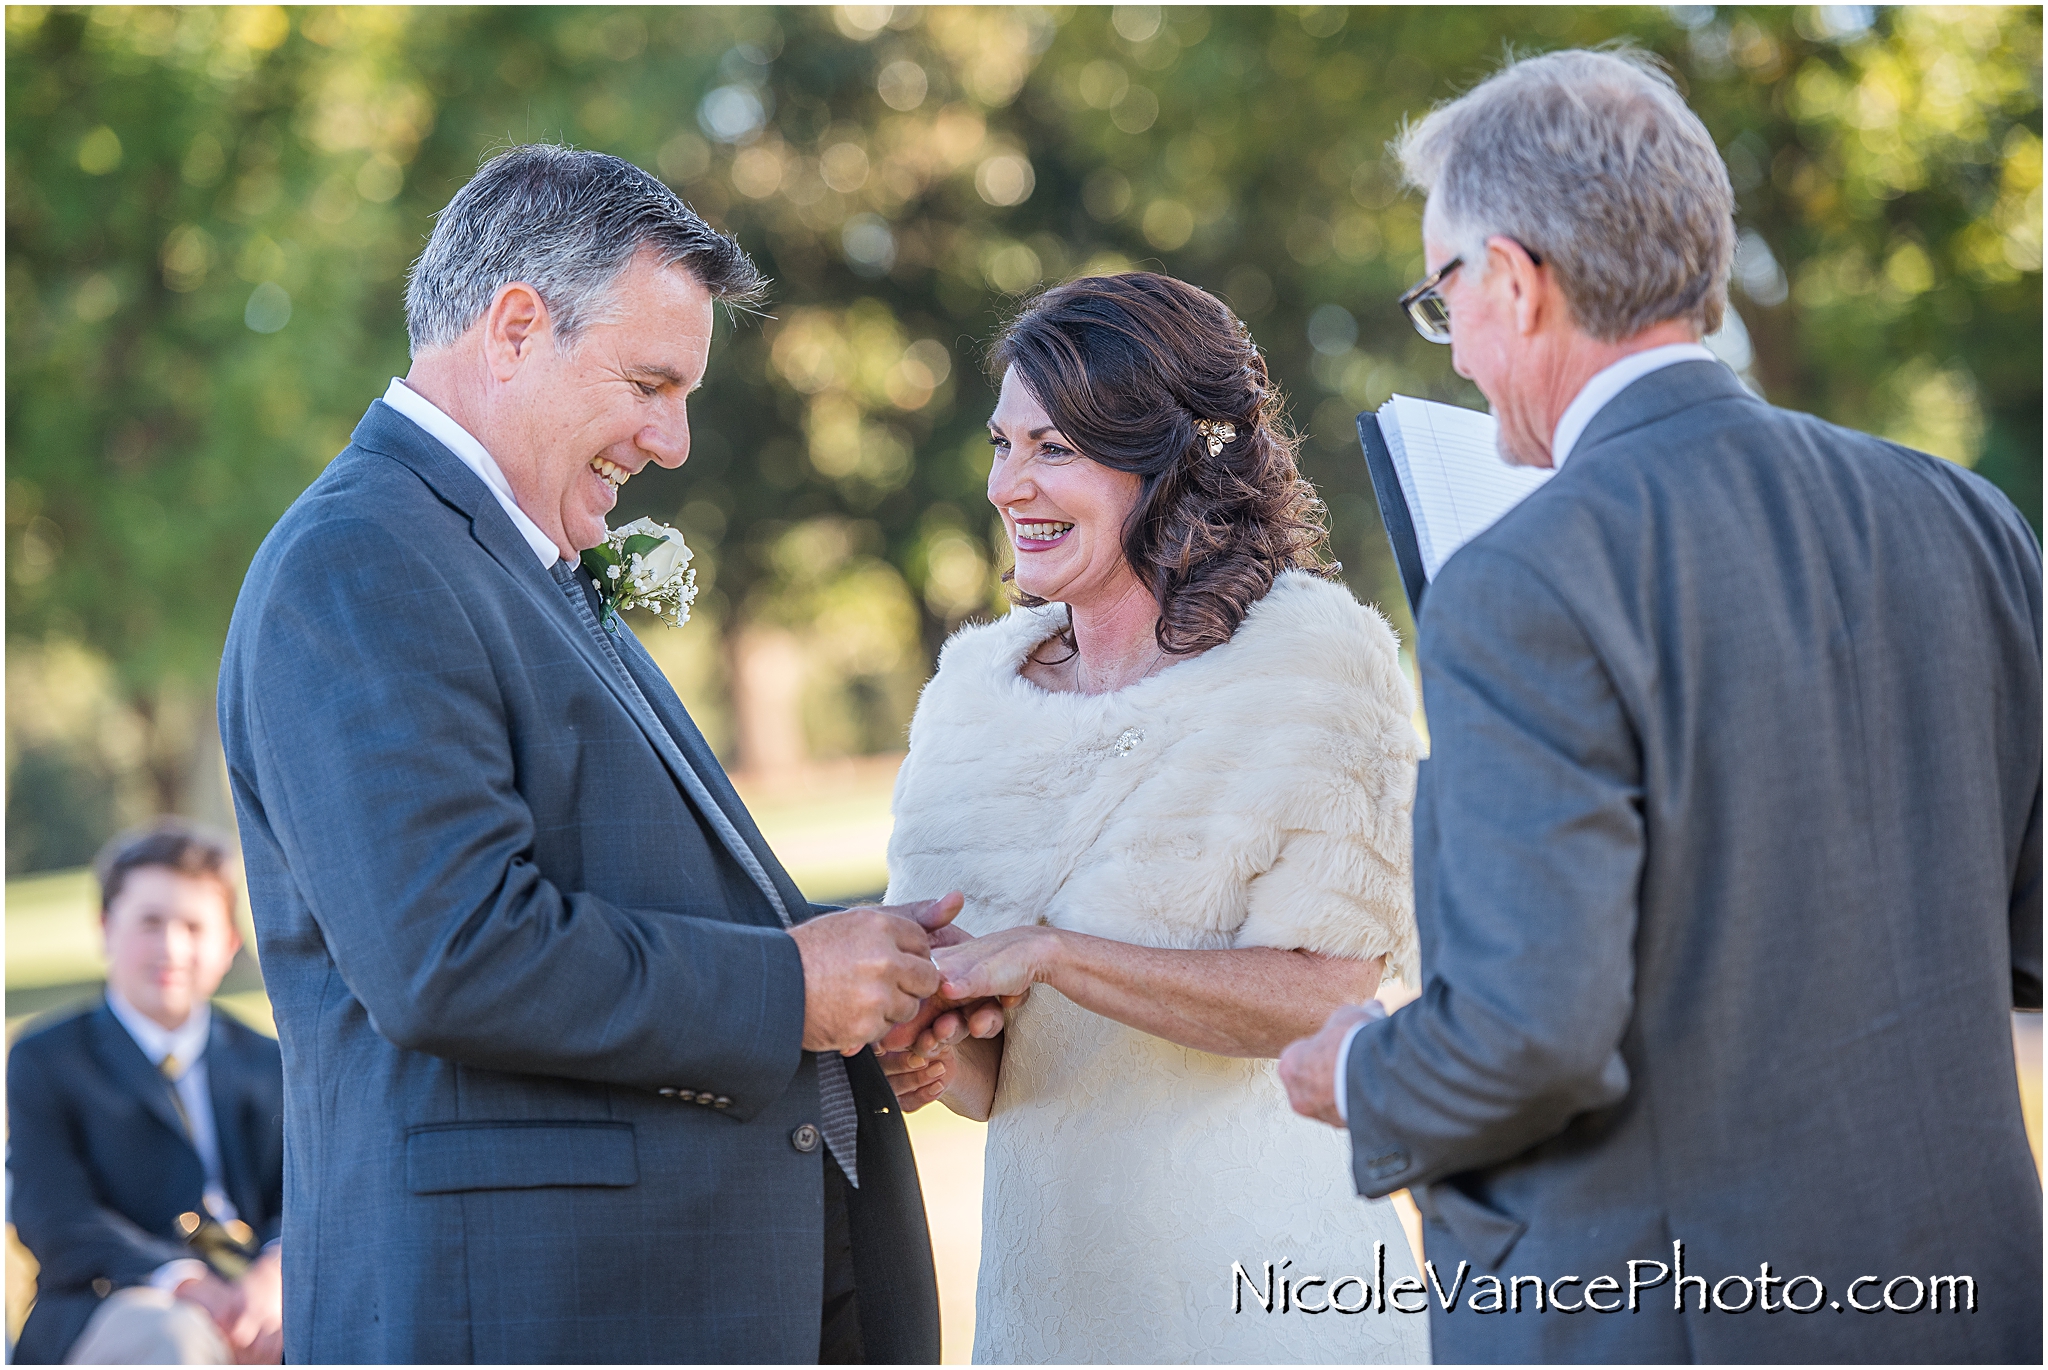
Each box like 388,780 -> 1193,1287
1111,727 -> 1145,757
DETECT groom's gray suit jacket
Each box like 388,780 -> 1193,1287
1346,362 -> 2040,1363
217,401 -> 939,1363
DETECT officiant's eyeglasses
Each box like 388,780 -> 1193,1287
1398,244 -> 1544,344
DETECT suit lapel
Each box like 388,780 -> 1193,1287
551,583 -> 799,927
88,1003 -> 200,1160
614,628 -> 817,920
349,401 -> 796,917
349,401 -> 563,606
524,573 -> 797,923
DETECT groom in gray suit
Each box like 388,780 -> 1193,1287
1281,51 -> 2040,1362
219,145 -> 951,1362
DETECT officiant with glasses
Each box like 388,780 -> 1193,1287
1279,47 -> 2040,1363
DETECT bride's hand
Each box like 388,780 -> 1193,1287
879,998 -> 977,1111
880,1039 -> 955,1111
933,926 -> 1057,1002
878,988 -> 1009,1111
877,983 -> 1003,1054
927,920 -> 977,951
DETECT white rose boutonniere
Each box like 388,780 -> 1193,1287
579,516 -> 699,632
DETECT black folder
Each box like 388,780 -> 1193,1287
1357,411 -> 1430,619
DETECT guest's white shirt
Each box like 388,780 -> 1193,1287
1549,342 -> 1719,468
1332,341 -> 1719,1123
381,377 -> 560,569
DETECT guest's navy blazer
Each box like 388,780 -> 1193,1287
216,401 -> 938,1363
7,999 -> 285,1364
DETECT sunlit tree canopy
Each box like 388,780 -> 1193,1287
6,4 -> 2040,871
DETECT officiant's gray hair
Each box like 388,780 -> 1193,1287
1395,48 -> 1734,340
405,144 -> 765,355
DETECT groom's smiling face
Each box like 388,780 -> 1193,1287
489,249 -> 716,556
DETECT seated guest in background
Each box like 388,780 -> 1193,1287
7,820 -> 284,1365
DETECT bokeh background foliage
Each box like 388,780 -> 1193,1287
7,4 -> 2041,875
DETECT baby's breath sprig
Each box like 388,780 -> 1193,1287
578,517 -> 699,632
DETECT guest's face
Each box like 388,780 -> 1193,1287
1425,203 -> 1554,469
490,250 -> 714,556
102,867 -> 241,1032
986,368 -> 1144,608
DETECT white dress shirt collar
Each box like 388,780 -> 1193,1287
381,378 -> 561,569
106,985 -> 210,1070
1550,342 -> 1719,468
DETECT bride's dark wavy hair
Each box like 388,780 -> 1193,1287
989,272 -> 1335,656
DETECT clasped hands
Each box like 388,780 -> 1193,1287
790,892 -> 1048,1110
170,1246 -> 284,1364
881,922 -> 1053,1110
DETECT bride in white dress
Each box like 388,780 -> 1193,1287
881,274 -> 1432,1364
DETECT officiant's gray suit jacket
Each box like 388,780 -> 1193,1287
1346,361 -> 2040,1363
217,401 -> 939,1364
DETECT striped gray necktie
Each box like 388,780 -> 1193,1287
555,566 -> 860,1185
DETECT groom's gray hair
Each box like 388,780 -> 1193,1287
404,143 -> 766,355
1394,47 -> 1734,341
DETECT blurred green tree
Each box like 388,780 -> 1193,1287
8,6 -> 430,812
7,5 -> 2039,867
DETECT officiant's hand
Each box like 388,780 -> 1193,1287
791,899 -> 954,1055
1278,1003 -> 1378,1128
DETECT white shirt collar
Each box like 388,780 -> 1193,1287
381,378 -> 562,569
1550,343 -> 1720,468
106,986 -> 211,1069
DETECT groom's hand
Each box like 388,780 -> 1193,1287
905,890 -> 966,937
873,894 -> 1010,1053
1278,1003 -> 1377,1128
791,903 -> 945,1055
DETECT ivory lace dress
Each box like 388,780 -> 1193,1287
885,571 -> 1432,1364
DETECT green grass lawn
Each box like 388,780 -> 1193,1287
5,869 -> 100,990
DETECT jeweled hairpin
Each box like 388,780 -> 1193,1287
1192,418 -> 1237,457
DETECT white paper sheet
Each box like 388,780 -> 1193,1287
1379,394 -> 1552,580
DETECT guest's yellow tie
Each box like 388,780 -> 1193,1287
159,1054 -> 194,1138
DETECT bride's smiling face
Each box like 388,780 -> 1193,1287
986,367 -> 1143,608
